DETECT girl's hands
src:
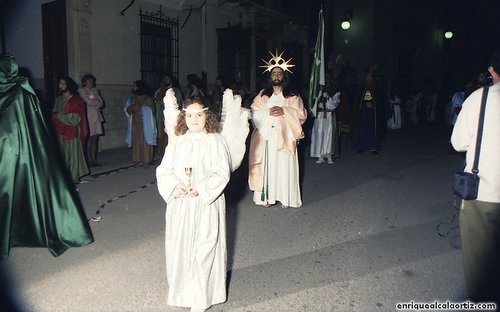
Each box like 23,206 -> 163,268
186,186 -> 199,197
175,182 -> 189,195
175,183 -> 199,197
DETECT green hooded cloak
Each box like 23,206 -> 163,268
0,54 -> 94,260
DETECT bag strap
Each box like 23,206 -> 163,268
471,86 -> 489,174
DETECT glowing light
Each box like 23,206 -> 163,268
341,20 -> 350,30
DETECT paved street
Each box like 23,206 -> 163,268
2,123 -> 468,312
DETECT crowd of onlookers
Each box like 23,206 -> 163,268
39,61 -> 495,198
48,71 -> 256,182
46,57 -> 496,184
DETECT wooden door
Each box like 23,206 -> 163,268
42,0 -> 68,107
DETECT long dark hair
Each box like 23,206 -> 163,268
81,74 -> 96,87
59,76 -> 79,95
133,80 -> 151,96
161,72 -> 181,89
261,67 -> 298,98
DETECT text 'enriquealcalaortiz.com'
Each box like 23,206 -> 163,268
396,300 -> 497,311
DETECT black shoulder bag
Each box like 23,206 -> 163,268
453,86 -> 489,200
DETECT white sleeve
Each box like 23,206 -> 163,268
251,105 -> 272,139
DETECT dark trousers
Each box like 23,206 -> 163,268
460,199 -> 500,304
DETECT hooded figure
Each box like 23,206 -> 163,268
0,54 -> 94,260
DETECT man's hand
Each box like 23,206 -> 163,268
270,106 -> 284,117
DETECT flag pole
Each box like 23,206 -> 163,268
308,8 -> 325,117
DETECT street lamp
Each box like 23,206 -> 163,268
341,8 -> 352,30
341,19 -> 350,30
444,31 -> 453,39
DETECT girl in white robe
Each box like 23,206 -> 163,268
156,98 -> 230,312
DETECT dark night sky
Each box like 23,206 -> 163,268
309,0 -> 500,95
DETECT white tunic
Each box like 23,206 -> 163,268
310,91 -> 340,158
251,93 -> 302,207
387,94 -> 402,129
156,132 -> 230,309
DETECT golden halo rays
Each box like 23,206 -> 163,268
260,49 -> 295,74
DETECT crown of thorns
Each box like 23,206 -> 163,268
260,50 -> 295,74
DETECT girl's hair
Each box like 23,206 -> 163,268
174,97 -> 221,135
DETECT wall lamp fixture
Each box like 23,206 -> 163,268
341,8 -> 353,30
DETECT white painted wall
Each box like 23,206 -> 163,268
90,0 -> 241,89
2,0 -> 248,150
91,0 -> 142,85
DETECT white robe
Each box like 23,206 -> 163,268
310,91 -> 340,158
387,94 -> 402,129
156,132 -> 230,310
251,93 -> 302,207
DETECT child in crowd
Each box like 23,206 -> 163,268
156,97 -> 230,312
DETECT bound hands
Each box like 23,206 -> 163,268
175,183 -> 199,197
269,106 -> 284,117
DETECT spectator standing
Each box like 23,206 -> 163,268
124,80 -> 156,168
52,77 -> 89,182
154,73 -> 184,158
186,74 -> 206,99
451,51 -> 500,304
352,68 -> 381,155
404,91 -> 422,126
420,83 -> 437,123
78,74 -> 104,166
310,87 -> 340,164
449,90 -> 464,127
387,84 -> 402,130
209,76 -> 224,119
231,80 -> 254,109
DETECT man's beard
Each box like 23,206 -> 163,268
272,79 -> 283,86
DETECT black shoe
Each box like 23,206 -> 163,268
370,150 -> 379,155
